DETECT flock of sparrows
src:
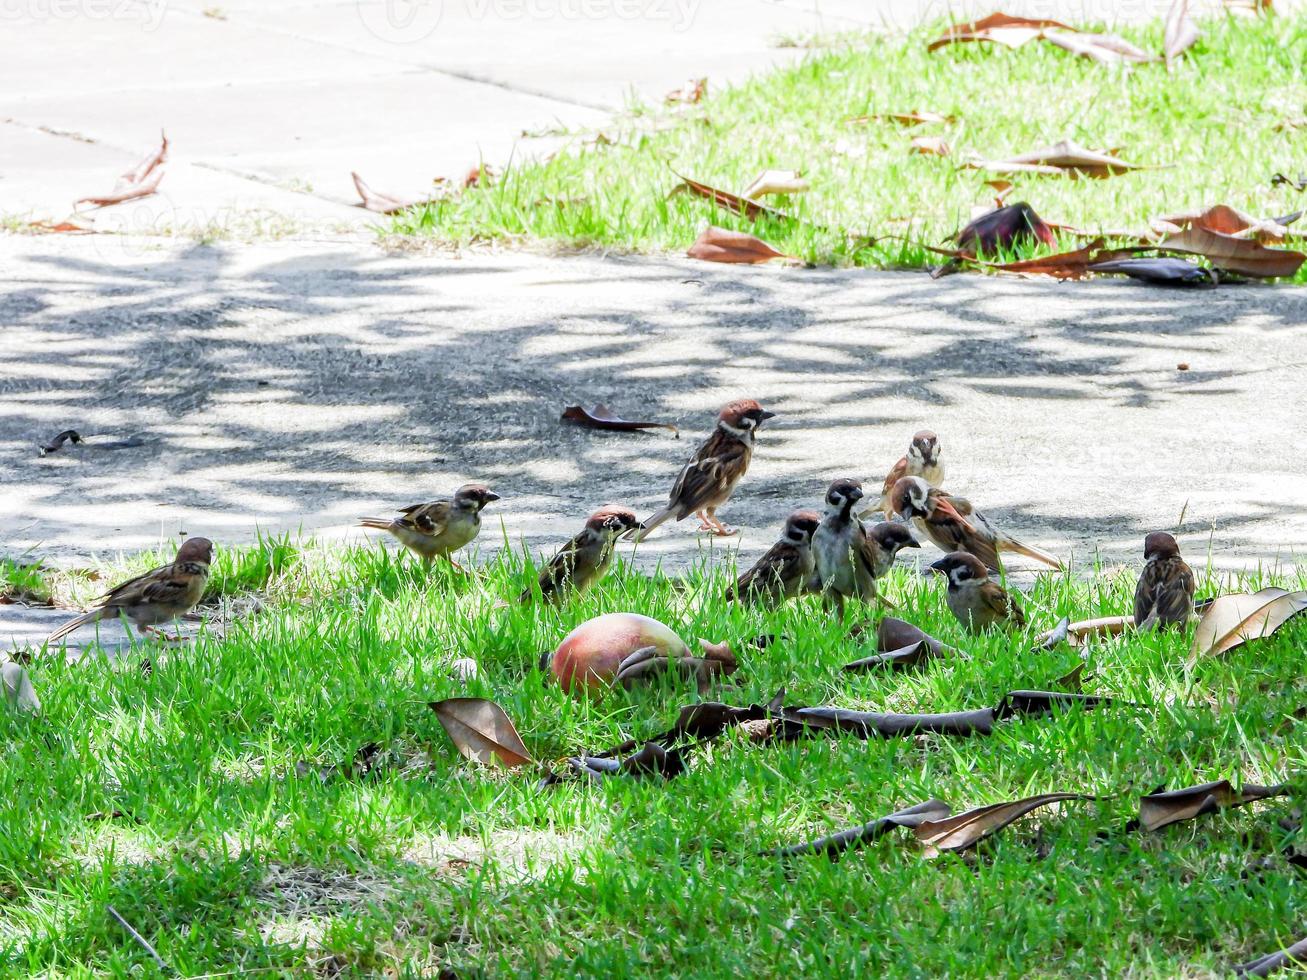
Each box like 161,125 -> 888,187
45,398 -> 1198,644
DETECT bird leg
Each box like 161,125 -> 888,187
440,555 -> 467,574
694,510 -> 715,532
702,509 -> 738,537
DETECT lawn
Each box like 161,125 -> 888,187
2,537 -> 1304,977
387,13 -> 1307,281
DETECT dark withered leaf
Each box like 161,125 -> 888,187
1136,779 -> 1292,832
669,174 -> 794,223
39,429 -> 83,456
1234,935 -> 1307,977
430,698 -> 534,768
994,690 -> 1120,720
561,404 -> 679,436
1089,256 -> 1218,285
954,202 -> 1058,255
915,793 -> 1096,856
763,799 -> 952,860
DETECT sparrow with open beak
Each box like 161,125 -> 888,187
889,477 -> 1062,572
866,429 -> 944,518
929,551 -> 1027,632
521,506 -> 642,603
1133,531 -> 1195,630
812,478 -> 880,615
359,483 -> 499,570
727,509 -> 820,604
633,399 -> 776,540
47,537 -> 214,644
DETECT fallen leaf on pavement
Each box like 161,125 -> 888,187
741,169 -> 810,198
1236,935 -> 1307,977
764,799 -> 953,860
670,174 -> 793,222
351,172 -> 441,214
914,793 -> 1095,856
1136,779 -> 1292,831
962,139 -> 1143,178
26,220 -> 93,234
561,404 -> 679,436
77,131 -> 168,208
1089,256 -> 1219,285
665,77 -> 706,104
1191,587 -> 1307,657
910,135 -> 951,156
687,226 -> 790,264
1164,0 -> 1200,67
968,239 -> 1135,280
430,697 -> 534,768
38,429 -> 84,457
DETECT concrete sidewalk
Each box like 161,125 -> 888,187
2,234 -> 1305,582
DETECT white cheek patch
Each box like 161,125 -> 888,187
719,420 -> 751,439
950,568 -> 969,587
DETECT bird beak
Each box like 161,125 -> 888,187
483,491 -> 501,502
927,559 -> 948,574
758,411 -> 777,421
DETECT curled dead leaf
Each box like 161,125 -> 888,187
687,226 -> 791,265
741,169 -> 809,198
430,697 -> 534,768
763,799 -> 953,860
669,174 -> 793,223
953,202 -> 1058,255
962,139 -> 1143,178
1088,257 -> 1219,286
77,131 -> 168,208
1136,779 -> 1291,832
842,617 -> 960,672
914,793 -> 1095,856
351,172 -> 440,215
1236,935 -> 1307,977
910,135 -> 951,157
561,404 -> 679,436
928,13 -> 1075,50
1190,587 -> 1307,657
849,110 -> 955,127
665,77 -> 706,105
1164,0 -> 1200,67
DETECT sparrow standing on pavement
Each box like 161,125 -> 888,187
521,505 -> 642,603
889,477 -> 1062,572
633,399 -> 776,540
867,429 -> 944,518
358,483 -> 499,569
47,537 -> 214,643
1133,531 -> 1195,630
812,478 -> 879,615
929,551 -> 1027,632
727,509 -> 820,604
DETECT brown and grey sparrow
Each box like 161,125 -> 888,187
633,399 -> 775,540
812,479 -> 879,615
358,483 -> 499,569
929,551 -> 1027,632
866,429 -> 944,518
47,537 -> 214,643
521,505 -> 642,603
1133,531 -> 1195,630
889,477 -> 1062,572
727,509 -> 820,604
863,520 -> 922,579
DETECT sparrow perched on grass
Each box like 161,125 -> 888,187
358,483 -> 499,569
727,509 -> 820,604
1133,531 -> 1195,630
863,520 -> 922,579
889,477 -> 1062,572
812,479 -> 879,615
866,429 -> 944,518
929,551 -> 1027,632
633,399 -> 776,540
521,505 -> 642,603
47,537 -> 213,644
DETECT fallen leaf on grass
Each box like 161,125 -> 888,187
1136,779 -> 1292,831
1271,173 -> 1307,192
614,640 -> 738,693
914,793 -> 1095,856
1191,587 -> 1307,657
77,132 -> 168,208
669,174 -> 792,222
1089,256 -> 1219,285
38,429 -> 83,457
1042,30 -> 1155,64
1036,614 -> 1136,647
741,169 -> 810,198
985,179 -> 1014,205
1160,225 -> 1306,277
968,239 -> 1134,280
1272,117 -> 1306,132
1164,0 -> 1200,67
541,741 -> 688,787
954,202 -> 1057,254
665,77 -> 706,105
561,404 -> 679,436
1237,936 -> 1307,977
842,617 -> 959,671
430,697 -> 534,768
1224,0 -> 1274,15
763,799 -> 952,860
351,172 -> 441,214
928,12 -> 1075,50
910,135 -> 951,157
849,110 -> 955,127
687,226 -> 791,265
2,660 -> 40,713
962,139 -> 1143,178
1152,204 -> 1295,242
25,220 -> 93,234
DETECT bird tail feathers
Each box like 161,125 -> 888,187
47,609 -> 103,644
631,508 -> 675,543
999,537 -> 1064,571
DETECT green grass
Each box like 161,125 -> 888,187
2,537 -> 1304,977
387,15 -> 1307,281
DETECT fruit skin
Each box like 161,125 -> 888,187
550,613 -> 688,694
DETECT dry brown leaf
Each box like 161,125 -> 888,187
1224,0 -> 1273,15
963,139 -> 1142,178
430,697 -> 534,768
842,617 -> 960,671
986,179 -> 1014,205
1190,588 -> 1307,657
1273,116 -> 1305,132
849,110 -> 956,126
25,220 -> 93,234
77,132 -> 168,208
1043,30 -> 1156,64
1236,935 -> 1307,977
1151,204 -> 1291,242
928,12 -> 1075,50
561,404 -> 679,435
687,226 -> 789,264
1164,0 -> 1201,66
910,135 -> 951,157
1137,779 -> 1291,831
665,77 -> 706,105
914,793 -> 1094,856
952,201 -> 1058,255
1036,614 -> 1135,647
351,172 -> 439,215
669,174 -> 792,223
1158,226 -> 1305,278
968,239 -> 1137,280
741,169 -> 810,198
764,800 -> 953,859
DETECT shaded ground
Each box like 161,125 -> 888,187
2,235 -> 1305,583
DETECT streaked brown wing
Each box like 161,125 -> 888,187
534,533 -> 586,599
880,456 -> 908,499
982,582 -> 1025,627
399,500 -> 450,537
669,438 -> 748,514
98,564 -> 171,606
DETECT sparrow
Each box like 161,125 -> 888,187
358,483 -> 499,569
521,505 -> 643,603
863,520 -> 922,579
727,509 -> 820,604
866,429 -> 944,518
633,399 -> 776,540
47,537 -> 214,643
889,477 -> 1062,572
812,478 -> 879,615
1133,531 -> 1195,630
929,551 -> 1027,632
